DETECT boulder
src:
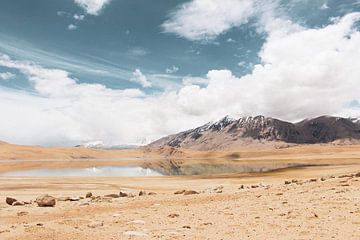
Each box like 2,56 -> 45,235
36,195 -> 56,207
6,197 -> 17,206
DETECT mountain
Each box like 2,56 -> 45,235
149,116 -> 360,150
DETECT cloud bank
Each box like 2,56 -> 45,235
0,10 -> 360,146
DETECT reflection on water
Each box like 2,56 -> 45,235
1,166 -> 163,177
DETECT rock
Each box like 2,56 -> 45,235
174,190 -> 186,194
238,185 -> 244,189
148,192 -> 157,196
12,201 -> 25,206
310,178 -> 317,182
291,179 -> 298,183
284,180 -> 291,185
119,192 -> 128,197
168,213 -> 179,218
78,202 -> 90,207
36,195 -> 56,207
123,231 -> 148,237
104,194 -> 119,198
251,185 -> 259,189
85,192 -> 93,198
183,190 -> 199,195
214,186 -> 224,191
183,225 -> 191,229
355,172 -> 360,177
215,190 -> 223,194
87,221 -> 103,228
321,177 -> 327,181
69,197 -> 81,201
138,190 -> 147,196
57,197 -> 71,201
6,197 -> 17,206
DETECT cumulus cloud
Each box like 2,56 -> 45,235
131,69 -> 152,88
74,14 -> 85,21
68,24 -> 78,30
162,0 -> 256,41
74,0 -> 111,15
0,13 -> 360,146
0,72 -> 15,80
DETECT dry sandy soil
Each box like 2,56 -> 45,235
0,142 -> 360,239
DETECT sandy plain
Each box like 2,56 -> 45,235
0,142 -> 360,239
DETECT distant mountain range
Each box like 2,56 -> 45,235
149,116 -> 360,150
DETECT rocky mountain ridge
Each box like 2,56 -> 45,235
149,116 -> 360,150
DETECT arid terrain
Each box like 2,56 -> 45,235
1,142 -> 360,239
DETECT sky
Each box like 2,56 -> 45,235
0,0 -> 360,146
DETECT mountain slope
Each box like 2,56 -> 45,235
149,116 -> 360,150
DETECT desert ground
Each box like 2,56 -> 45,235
0,142 -> 360,239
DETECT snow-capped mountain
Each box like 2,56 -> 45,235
149,115 -> 360,150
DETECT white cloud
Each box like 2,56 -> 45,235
320,2 -> 329,10
227,38 -> 236,43
0,72 -> 15,80
74,14 -> 85,21
0,13 -> 360,146
131,69 -> 152,88
68,24 -> 78,30
166,66 -> 179,74
162,0 -> 256,41
74,0 -> 111,15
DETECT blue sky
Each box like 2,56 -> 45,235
0,0 -> 360,146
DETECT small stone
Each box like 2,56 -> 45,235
69,197 -> 81,201
355,172 -> 360,177
36,195 -> 56,207
104,194 -> 119,198
148,192 -> 157,196
251,185 -> 259,189
12,201 -> 25,206
57,197 -> 71,201
183,190 -> 199,195
87,221 -> 103,228
78,202 -> 90,206
310,178 -> 317,182
6,197 -> 17,206
291,179 -> 298,183
238,185 -> 244,189
36,223 -> 43,226
321,177 -> 327,181
284,180 -> 291,185
168,213 -> 179,218
174,190 -> 186,194
119,192 -> 128,197
85,192 -> 93,198
183,225 -> 191,229
139,190 -> 147,196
